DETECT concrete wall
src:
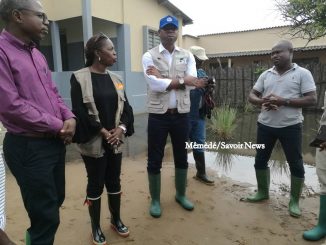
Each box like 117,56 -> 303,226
42,0 -> 82,20
37,17 -> 120,71
182,35 -> 200,49
191,26 -> 326,55
125,72 -> 147,114
182,26 -> 326,68
213,49 -> 326,68
91,0 -> 123,24
52,72 -> 74,108
42,0 -> 185,72
122,0 -> 184,72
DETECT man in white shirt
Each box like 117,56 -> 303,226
142,15 -> 206,218
247,40 -> 317,218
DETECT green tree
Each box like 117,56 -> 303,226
276,0 -> 326,43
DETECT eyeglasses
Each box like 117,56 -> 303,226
18,8 -> 48,23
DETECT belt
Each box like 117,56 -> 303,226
13,132 -> 58,139
165,108 -> 179,114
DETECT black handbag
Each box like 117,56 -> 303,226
124,102 -> 134,137
72,111 -> 99,144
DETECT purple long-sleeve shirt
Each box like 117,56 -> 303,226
0,29 -> 74,134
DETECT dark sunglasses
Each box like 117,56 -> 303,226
18,8 -> 48,23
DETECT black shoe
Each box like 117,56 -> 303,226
91,228 -> 106,245
194,174 -> 215,185
111,219 -> 130,237
108,193 -> 130,237
87,198 -> 107,245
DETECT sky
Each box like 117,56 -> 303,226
169,0 -> 289,36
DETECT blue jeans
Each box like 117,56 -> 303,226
147,113 -> 189,174
255,122 -> 305,178
189,118 -> 206,153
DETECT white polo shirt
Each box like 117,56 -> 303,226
253,63 -> 316,128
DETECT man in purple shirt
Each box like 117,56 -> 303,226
0,0 -> 76,244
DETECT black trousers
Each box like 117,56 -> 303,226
3,133 -> 66,245
82,144 -> 122,198
255,122 -> 305,178
147,112 -> 189,174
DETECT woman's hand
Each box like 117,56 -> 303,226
102,127 -> 124,145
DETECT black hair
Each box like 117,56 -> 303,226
84,33 -> 109,67
0,0 -> 33,22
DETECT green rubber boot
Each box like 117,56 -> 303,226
303,195 -> 326,240
148,173 -> 161,218
246,168 -> 270,202
289,175 -> 304,217
25,231 -> 30,245
175,168 -> 194,210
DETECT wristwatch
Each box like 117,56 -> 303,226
178,78 -> 185,89
285,99 -> 291,106
118,124 -> 127,134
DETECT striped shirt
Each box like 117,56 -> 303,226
0,147 -> 6,230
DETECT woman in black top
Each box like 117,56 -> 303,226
70,33 -> 133,245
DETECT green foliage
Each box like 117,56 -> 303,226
214,148 -> 234,173
276,0 -> 326,42
243,101 -> 255,113
209,104 -> 237,141
254,66 -> 266,76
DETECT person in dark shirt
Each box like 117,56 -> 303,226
70,33 -> 134,245
189,46 -> 215,185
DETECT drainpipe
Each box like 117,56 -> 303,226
50,21 -> 62,72
82,0 -> 93,46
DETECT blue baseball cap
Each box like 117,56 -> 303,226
159,15 -> 178,29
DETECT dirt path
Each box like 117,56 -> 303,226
4,152 -> 326,245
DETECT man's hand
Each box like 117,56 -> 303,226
320,142 -> 326,151
264,93 -> 286,107
59,118 -> 76,145
262,101 -> 279,111
261,93 -> 286,111
146,66 -> 162,78
193,78 -> 208,88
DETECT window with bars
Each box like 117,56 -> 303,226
148,29 -> 160,50
143,26 -> 160,53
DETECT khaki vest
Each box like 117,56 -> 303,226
147,46 -> 192,114
73,67 -> 126,158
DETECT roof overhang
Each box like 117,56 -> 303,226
157,0 -> 193,26
208,45 -> 326,58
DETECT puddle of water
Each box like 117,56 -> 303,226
188,151 -> 320,195
192,111 -> 322,195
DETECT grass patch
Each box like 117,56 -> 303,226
210,104 -> 237,141
243,101 -> 255,113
